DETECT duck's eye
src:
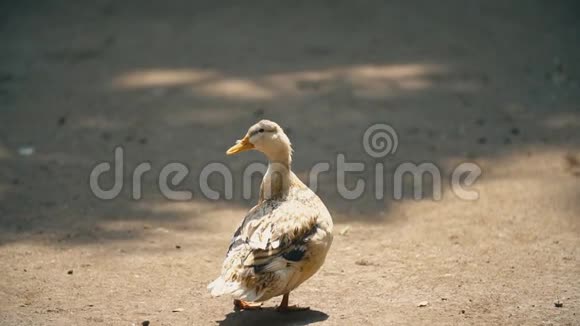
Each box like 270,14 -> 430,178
258,128 -> 265,133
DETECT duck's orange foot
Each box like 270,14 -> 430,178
276,293 -> 309,312
233,299 -> 262,311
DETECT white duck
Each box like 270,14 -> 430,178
208,120 -> 334,311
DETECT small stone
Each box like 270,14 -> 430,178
57,116 -> 67,126
417,301 -> 429,307
67,270 -> 73,275
175,245 -> 181,249
17,146 -> 35,156
142,321 -> 150,326
555,300 -> 563,308
172,308 -> 184,312
510,127 -> 520,135
461,309 -> 466,314
355,259 -> 374,266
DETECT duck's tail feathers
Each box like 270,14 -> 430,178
207,277 -> 261,302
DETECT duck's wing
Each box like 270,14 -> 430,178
209,200 -> 322,300
240,201 -> 320,272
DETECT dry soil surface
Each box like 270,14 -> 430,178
1,1 -> 579,325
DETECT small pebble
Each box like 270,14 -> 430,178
17,146 -> 35,156
57,116 -> 66,126
67,270 -> 73,275
142,321 -> 150,326
417,301 -> 429,307
175,245 -> 181,249
172,308 -> 184,312
355,259 -> 374,266
510,127 -> 520,135
555,301 -> 563,308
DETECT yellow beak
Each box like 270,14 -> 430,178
226,136 -> 254,155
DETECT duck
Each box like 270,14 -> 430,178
208,120 -> 334,312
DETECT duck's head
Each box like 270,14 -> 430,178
226,120 -> 292,162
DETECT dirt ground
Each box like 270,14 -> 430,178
1,1 -> 579,325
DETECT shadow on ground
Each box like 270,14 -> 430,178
218,308 -> 328,326
0,0 -> 579,246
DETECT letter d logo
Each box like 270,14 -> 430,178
89,147 -> 124,200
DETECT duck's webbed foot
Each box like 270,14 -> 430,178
233,299 -> 262,311
276,293 -> 310,312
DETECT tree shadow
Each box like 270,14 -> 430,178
217,308 -> 328,326
0,0 -> 579,247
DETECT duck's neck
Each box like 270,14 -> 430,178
260,148 -> 292,202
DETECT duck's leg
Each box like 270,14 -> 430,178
276,293 -> 310,312
233,299 -> 262,311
